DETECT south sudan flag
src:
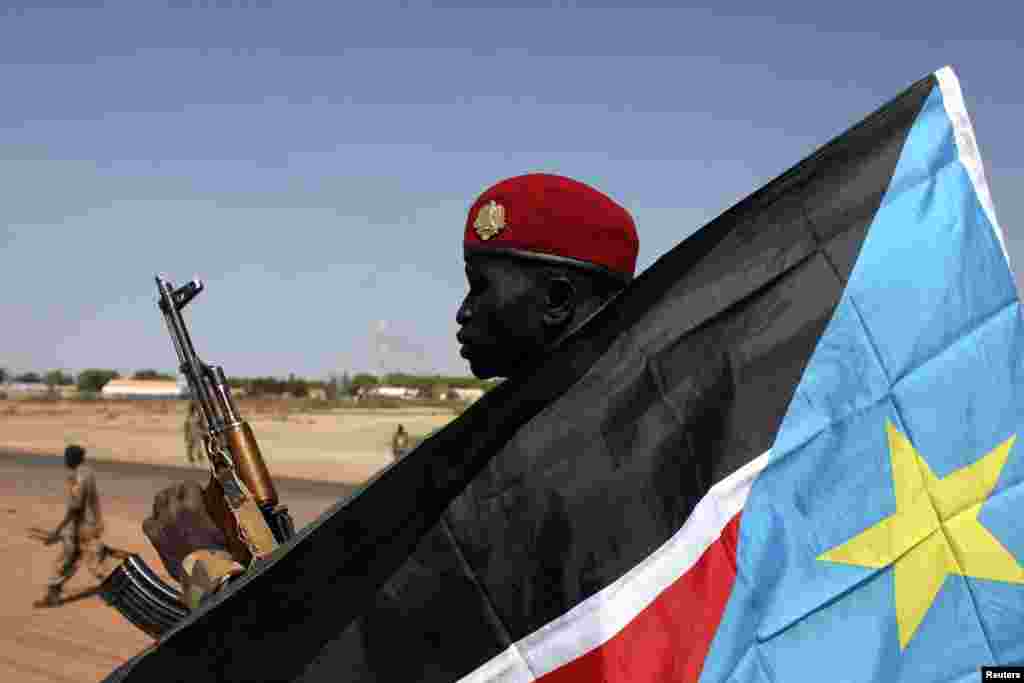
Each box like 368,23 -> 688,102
105,66 -> 1023,682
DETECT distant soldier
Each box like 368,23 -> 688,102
184,401 -> 205,466
391,424 -> 410,461
35,445 -> 118,607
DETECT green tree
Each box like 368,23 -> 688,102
77,369 -> 121,393
349,373 -> 380,396
44,370 -> 74,387
133,369 -> 175,380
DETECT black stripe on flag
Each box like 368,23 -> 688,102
105,73 -> 935,683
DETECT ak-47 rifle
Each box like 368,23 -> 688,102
99,275 -> 295,638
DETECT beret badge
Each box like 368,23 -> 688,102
473,200 -> 506,241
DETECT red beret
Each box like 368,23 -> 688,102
464,173 -> 639,283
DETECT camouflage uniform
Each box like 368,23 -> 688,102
47,464 -> 118,592
392,425 -> 410,461
184,403 -> 205,465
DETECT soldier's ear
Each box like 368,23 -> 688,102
543,275 -> 576,327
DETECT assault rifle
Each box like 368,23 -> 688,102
99,275 -> 295,638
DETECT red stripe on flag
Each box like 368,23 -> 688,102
537,512 -> 742,683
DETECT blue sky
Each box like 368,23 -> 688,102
2,1 -> 1022,379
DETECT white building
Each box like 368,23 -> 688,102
100,378 -> 188,399
359,385 -> 419,400
448,387 -> 485,402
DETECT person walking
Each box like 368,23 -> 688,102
391,424 -> 411,461
35,444 -> 118,607
184,401 -> 206,466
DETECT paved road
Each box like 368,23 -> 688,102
0,449 -> 357,531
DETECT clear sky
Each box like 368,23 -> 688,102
2,1 -> 1022,380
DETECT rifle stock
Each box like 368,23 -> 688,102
100,275 -> 295,638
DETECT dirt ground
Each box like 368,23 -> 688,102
0,399 -> 457,483
0,399 -> 458,682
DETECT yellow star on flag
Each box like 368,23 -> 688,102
817,420 -> 1023,649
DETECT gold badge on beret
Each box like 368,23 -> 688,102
473,200 -> 506,240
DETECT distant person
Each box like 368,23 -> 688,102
35,444 -> 118,607
184,401 -> 206,466
391,424 -> 410,461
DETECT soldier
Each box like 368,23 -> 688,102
391,424 -> 410,461
141,172 -> 639,612
184,401 -> 205,466
36,444 -> 118,607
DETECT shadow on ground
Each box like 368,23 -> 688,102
27,526 -> 134,609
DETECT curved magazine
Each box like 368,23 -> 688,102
101,505 -> 296,638
100,555 -> 189,639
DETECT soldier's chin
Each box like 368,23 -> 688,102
464,353 -> 501,380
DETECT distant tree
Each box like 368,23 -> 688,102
349,373 -> 380,396
375,372 -> 499,393
0,367 -> 7,384
14,372 -> 42,384
133,369 -> 175,381
383,373 -> 434,392
44,370 -> 74,387
442,375 -> 500,391
246,376 -> 293,397
77,369 -> 121,393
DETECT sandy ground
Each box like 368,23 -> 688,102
0,452 -> 360,682
0,400 -> 457,483
0,400 -> 458,682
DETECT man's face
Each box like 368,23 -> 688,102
456,254 -> 548,379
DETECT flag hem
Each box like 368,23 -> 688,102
934,66 -> 1010,268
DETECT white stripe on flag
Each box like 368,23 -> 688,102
459,449 -> 771,683
935,66 -> 1011,269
